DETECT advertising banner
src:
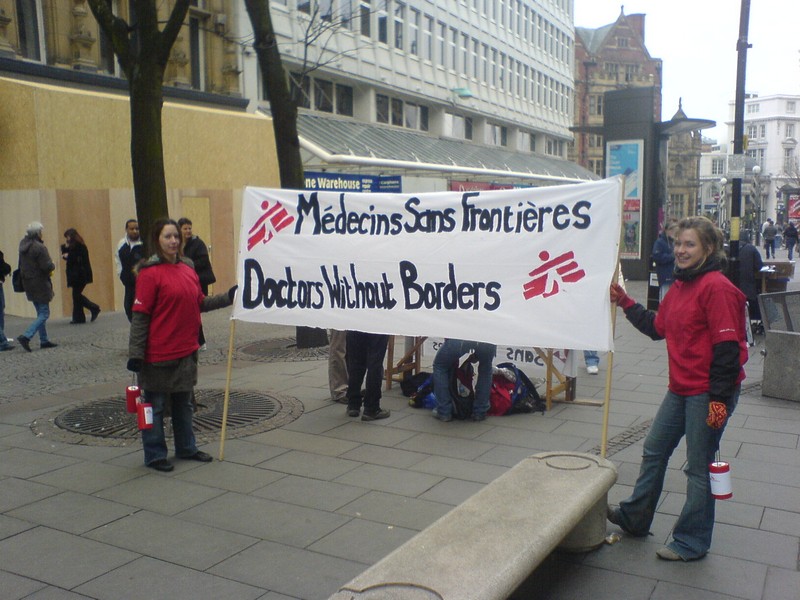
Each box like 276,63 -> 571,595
606,140 -> 644,260
233,177 -> 622,350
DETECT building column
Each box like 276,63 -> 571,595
70,0 -> 98,71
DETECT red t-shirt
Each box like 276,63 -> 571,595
133,261 -> 204,363
654,271 -> 747,396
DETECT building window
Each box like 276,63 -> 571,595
290,72 -> 312,108
16,0 -> 44,61
298,0 -> 310,14
423,15 -> 433,60
605,62 -> 618,77
485,123 -> 507,146
785,148 -> 796,171
437,21 -> 446,66
674,163 -> 684,179
394,2 -> 405,50
320,0 -> 333,21
788,101 -> 796,114
189,16 -> 207,90
315,79 -> 334,112
378,0 -> 388,44
336,84 -> 354,116
589,94 -> 603,116
787,123 -> 796,138
616,37 -> 628,47
405,102 -> 429,131
409,8 -> 420,55
391,97 -> 403,126
449,27 -> 458,70
747,103 -> 760,114
711,157 -> 725,175
360,0 -> 371,37
624,64 -> 638,82
376,94 -> 389,123
444,113 -> 472,140
759,124 -> 766,138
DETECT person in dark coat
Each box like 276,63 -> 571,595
178,217 -> 216,349
739,231 -> 764,321
61,228 -> 100,324
116,219 -> 144,322
782,222 -> 798,260
17,221 -> 57,351
652,220 -> 677,301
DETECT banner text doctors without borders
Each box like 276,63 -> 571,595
233,177 -> 623,351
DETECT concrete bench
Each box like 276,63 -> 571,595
329,451 -> 616,600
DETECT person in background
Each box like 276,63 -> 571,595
432,339 -> 496,422
178,217 -> 216,350
583,350 -> 600,375
762,218 -> 778,259
17,222 -> 57,352
739,231 -> 764,325
116,219 -> 144,322
61,228 -> 100,324
652,220 -> 677,301
345,331 -> 391,421
0,248 -> 14,351
127,218 -> 236,472
328,329 -> 349,404
782,221 -> 798,261
607,216 -> 747,562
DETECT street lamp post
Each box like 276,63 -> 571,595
752,165 -> 763,245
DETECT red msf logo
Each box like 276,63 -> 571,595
523,250 -> 586,299
247,200 -> 294,251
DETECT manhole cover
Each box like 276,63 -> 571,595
238,337 -> 330,362
34,389 -> 303,446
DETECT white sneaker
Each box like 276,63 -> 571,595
586,365 -> 599,375
199,344 -> 208,352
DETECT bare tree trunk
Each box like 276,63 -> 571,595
87,0 -> 190,246
245,0 -> 327,348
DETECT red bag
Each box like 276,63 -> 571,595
489,376 -> 515,416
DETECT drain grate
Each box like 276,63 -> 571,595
37,389 -> 303,446
589,419 -> 652,457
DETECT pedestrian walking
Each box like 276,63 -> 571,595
17,222 -> 57,352
127,218 -> 236,472
61,228 -> 100,324
762,219 -> 778,259
607,216 -> 748,561
115,219 -> 144,322
782,221 -> 798,260
652,220 -> 677,301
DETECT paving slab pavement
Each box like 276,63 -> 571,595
0,280 -> 798,599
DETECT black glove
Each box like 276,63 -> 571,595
228,285 -> 238,303
127,358 -> 143,373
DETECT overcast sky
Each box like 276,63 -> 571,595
573,0 -> 800,144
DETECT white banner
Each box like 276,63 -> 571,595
233,177 -> 622,350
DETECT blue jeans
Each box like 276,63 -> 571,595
0,285 -> 8,348
23,301 -> 50,343
787,240 -> 796,261
583,350 -> 599,367
433,339 -> 496,418
617,388 -> 739,559
141,390 -> 198,465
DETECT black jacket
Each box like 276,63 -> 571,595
61,242 -> 93,288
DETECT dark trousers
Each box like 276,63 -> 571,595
70,284 -> 99,323
346,331 -> 389,414
123,284 -> 135,322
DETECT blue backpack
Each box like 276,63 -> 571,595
494,362 -> 546,414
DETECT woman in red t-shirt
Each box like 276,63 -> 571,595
607,216 -> 747,562
127,218 -> 235,472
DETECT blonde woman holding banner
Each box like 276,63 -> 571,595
607,216 -> 747,561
